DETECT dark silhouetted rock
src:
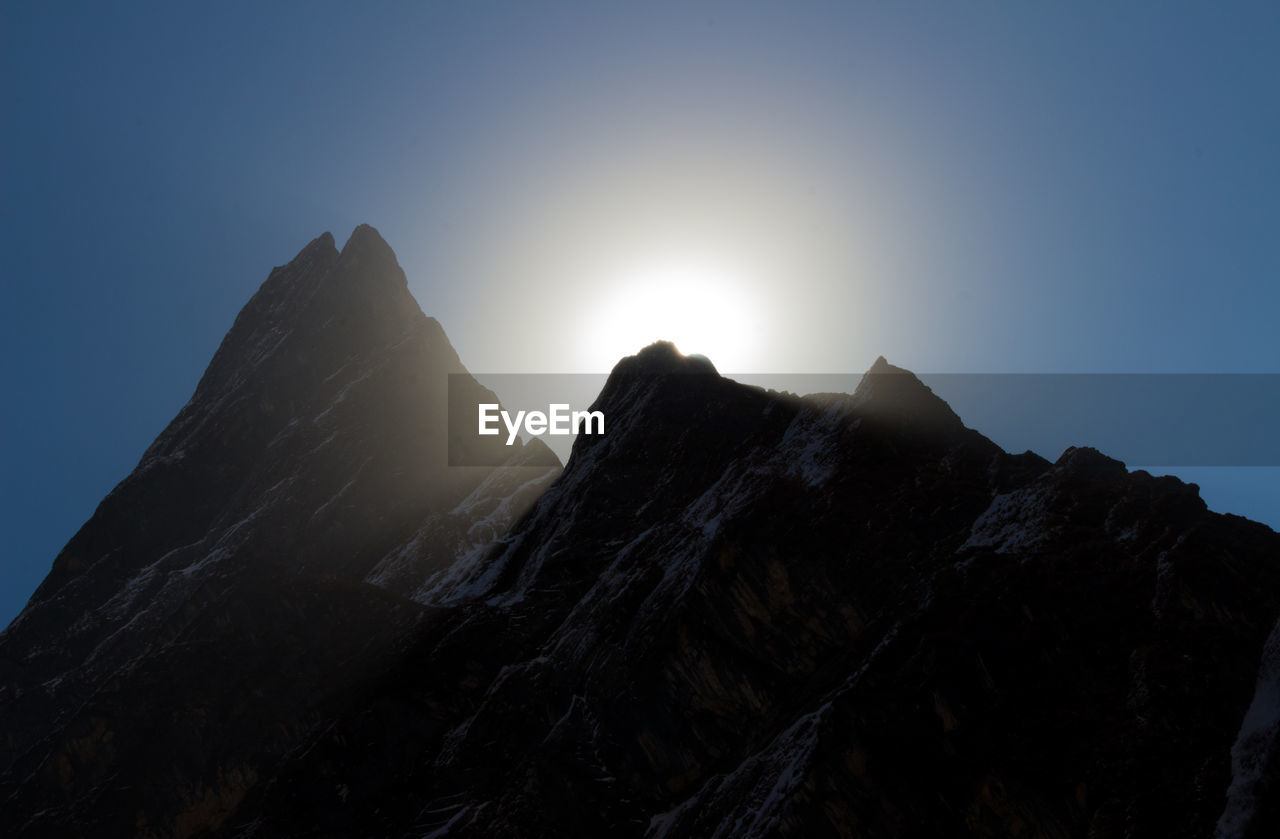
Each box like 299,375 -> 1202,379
246,350 -> 1280,839
0,227 -> 558,836
2,232 -> 1276,839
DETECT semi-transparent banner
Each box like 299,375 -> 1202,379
448,372 -> 1280,467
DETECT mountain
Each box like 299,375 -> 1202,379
0,226 -> 559,835
3,228 -> 1278,838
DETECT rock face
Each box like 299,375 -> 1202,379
2,229 -> 1278,838
0,226 -> 559,836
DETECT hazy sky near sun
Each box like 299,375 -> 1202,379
2,1 -> 1278,624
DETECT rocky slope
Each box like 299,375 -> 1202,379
237,347 -> 1279,839
0,226 -> 559,836
2,228 -> 1277,838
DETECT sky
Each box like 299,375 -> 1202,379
2,1 -> 1278,626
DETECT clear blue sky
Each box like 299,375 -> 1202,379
3,1 -> 1278,626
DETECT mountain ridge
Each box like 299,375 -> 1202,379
2,227 -> 1276,838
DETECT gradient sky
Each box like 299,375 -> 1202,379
3,1 -> 1278,626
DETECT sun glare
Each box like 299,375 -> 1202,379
581,258 -> 760,373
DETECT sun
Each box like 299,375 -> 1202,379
580,258 -> 761,372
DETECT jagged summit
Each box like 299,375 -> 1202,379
2,228 -> 1277,837
302,229 -> 338,256
0,229 -> 560,834
1054,444 -> 1130,475
850,353 -> 966,435
336,223 -> 407,285
343,222 -> 388,250
616,340 -> 720,375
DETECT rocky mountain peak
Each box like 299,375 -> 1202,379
302,229 -> 338,258
618,340 -> 720,375
1053,444 -> 1131,477
850,353 -> 965,436
343,221 -> 389,251
336,223 -> 407,287
2,230 -> 1277,838
0,229 -> 560,828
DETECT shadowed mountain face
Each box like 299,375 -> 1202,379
3,230 -> 1278,838
0,227 -> 559,836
